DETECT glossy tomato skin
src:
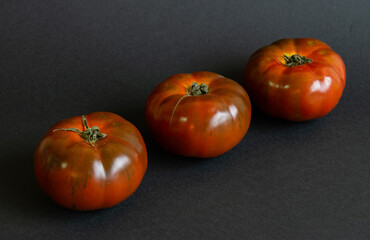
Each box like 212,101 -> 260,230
244,38 -> 346,121
34,112 -> 147,211
145,71 -> 251,158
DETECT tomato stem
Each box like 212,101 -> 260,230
53,115 -> 106,147
278,54 -> 313,67
188,82 -> 209,96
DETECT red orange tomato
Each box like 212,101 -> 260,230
34,112 -> 147,210
244,38 -> 346,121
145,71 -> 252,158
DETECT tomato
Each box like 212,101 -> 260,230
34,112 -> 147,211
244,38 -> 346,121
145,71 -> 251,158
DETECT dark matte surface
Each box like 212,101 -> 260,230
1,0 -> 369,239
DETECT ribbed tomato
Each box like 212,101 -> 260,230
34,112 -> 147,211
244,38 -> 345,121
145,71 -> 251,158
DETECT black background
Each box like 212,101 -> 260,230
1,0 -> 369,239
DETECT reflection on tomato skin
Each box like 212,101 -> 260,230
244,38 -> 346,121
34,112 -> 147,211
146,71 -> 252,158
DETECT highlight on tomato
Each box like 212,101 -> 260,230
145,71 -> 252,158
244,38 -> 346,121
34,112 -> 147,211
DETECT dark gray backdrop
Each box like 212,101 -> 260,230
1,0 -> 369,239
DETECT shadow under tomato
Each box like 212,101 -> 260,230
0,146 -> 148,223
0,148 -> 57,214
249,105 -> 327,133
138,102 -> 328,187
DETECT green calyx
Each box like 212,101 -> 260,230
53,115 -> 106,147
279,54 -> 313,67
188,82 -> 209,96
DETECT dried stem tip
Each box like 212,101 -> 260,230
53,115 -> 106,147
279,54 -> 313,67
189,82 -> 209,96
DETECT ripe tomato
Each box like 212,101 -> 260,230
145,71 -> 251,158
244,38 -> 346,121
34,112 -> 147,211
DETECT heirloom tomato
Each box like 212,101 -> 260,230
34,112 -> 147,211
145,71 -> 251,158
244,38 -> 345,121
